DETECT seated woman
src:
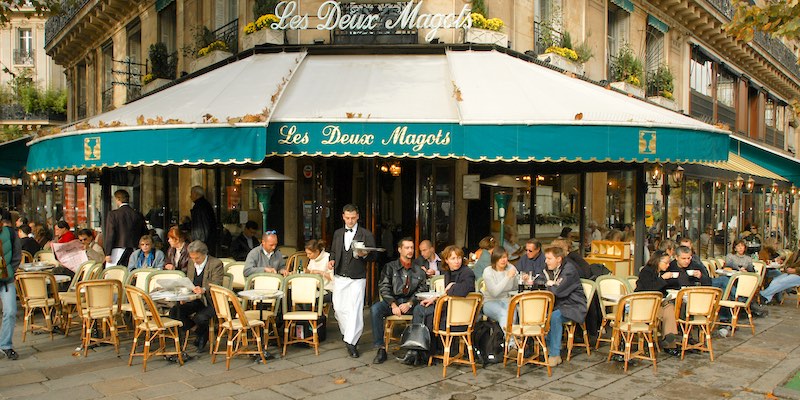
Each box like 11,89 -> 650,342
481,247 -> 517,329
305,239 -> 333,303
77,229 -> 105,263
47,221 -> 76,249
724,240 -> 755,273
472,236 -> 496,278
164,226 -> 190,273
400,245 -> 476,365
635,251 -> 680,356
127,235 -> 165,271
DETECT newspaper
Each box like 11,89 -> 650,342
51,240 -> 89,272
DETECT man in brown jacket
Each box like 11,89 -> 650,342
169,240 -> 223,352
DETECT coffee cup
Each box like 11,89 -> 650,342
686,270 -> 696,276
672,272 -> 679,278
179,287 -> 190,295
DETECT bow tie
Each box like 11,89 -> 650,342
345,228 -> 353,233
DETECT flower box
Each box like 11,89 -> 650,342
189,50 -> 233,74
142,78 -> 171,95
536,52 -> 584,76
647,95 -> 678,111
242,29 -> 284,50
464,28 -> 508,48
610,81 -> 645,98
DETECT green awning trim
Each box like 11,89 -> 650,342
156,0 -> 175,12
267,122 -> 728,163
731,137 -> 800,186
26,126 -> 266,173
611,0 -> 635,14
647,15 -> 669,33
0,136 -> 30,177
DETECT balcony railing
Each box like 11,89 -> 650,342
101,87 -> 113,112
0,104 -> 66,122
532,21 -> 563,55
77,101 -> 87,120
13,49 -> 34,65
705,0 -> 800,80
213,19 -> 238,54
44,0 -> 91,47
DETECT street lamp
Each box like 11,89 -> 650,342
671,165 -> 684,184
239,168 -> 293,232
478,175 -> 528,247
735,174 -> 744,190
746,176 -> 755,192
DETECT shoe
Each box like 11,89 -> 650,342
663,347 -> 681,357
399,350 -> 418,365
345,343 -> 360,358
373,348 -> 387,364
547,355 -> 562,367
1,349 -> 18,360
196,336 -> 208,353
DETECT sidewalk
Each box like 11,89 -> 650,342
1,298 -> 798,400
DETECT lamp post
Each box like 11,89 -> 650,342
239,168 -> 293,232
494,192 -> 511,246
479,175 -> 528,247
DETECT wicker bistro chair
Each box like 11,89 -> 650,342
702,260 -> 718,278
146,270 -> 187,293
285,252 -> 310,274
15,272 -> 62,341
243,272 -> 284,348
564,279 -> 595,361
222,272 -> 234,290
675,287 -> 723,361
715,272 -> 760,336
503,291 -> 554,377
21,250 -> 33,263
595,275 -> 630,349
59,261 -> 103,335
429,293 -> 483,378
209,284 -> 267,370
124,285 -> 184,371
607,292 -> 662,373
281,274 -> 325,356
430,275 -> 445,293
225,262 -> 246,290
76,279 -> 123,357
33,250 -> 58,264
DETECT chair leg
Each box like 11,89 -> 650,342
729,307 -> 739,337
311,320 -> 319,355
746,307 -> 755,335
465,335 -> 476,376
128,327 -> 140,367
172,328 -> 184,366
142,331 -> 151,372
282,322 -> 291,356
566,324 -> 575,361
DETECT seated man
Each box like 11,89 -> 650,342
169,240 -> 224,352
516,238 -> 545,283
371,238 -> 427,364
231,221 -> 259,261
243,231 -> 286,277
543,246 -> 587,367
412,240 -> 440,277
666,245 -> 713,290
17,225 -> 40,256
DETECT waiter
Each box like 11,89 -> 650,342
328,204 -> 376,358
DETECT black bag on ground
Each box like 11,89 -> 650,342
589,263 -> 612,281
399,323 -> 430,351
472,319 -> 504,367
294,314 -> 327,345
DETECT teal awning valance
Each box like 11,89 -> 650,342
647,15 -> 669,33
0,136 -> 30,177
267,122 -> 728,163
156,0 -> 175,12
731,137 -> 800,186
611,0 -> 635,13
26,126 -> 266,173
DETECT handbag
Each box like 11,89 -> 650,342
399,323 -> 430,351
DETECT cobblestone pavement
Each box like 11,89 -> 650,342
1,297 -> 798,400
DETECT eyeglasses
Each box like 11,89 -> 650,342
265,230 -> 277,235
526,249 -> 536,253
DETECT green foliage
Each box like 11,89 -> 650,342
471,0 -> 487,17
574,41 -> 594,64
182,25 -> 216,58
0,1 -> 67,25
148,42 -> 177,81
646,64 -> 674,99
253,0 -> 280,19
560,31 -> 573,50
611,44 -> 644,87
0,67 -> 66,116
726,1 -> 800,42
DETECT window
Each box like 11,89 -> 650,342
645,26 -> 664,73
765,99 -> 775,128
215,0 -> 238,29
158,2 -> 177,53
716,69 -> 735,107
689,56 -> 713,97
76,63 -> 87,120
126,21 -> 142,101
607,3 -> 629,61
102,42 -> 114,112
15,28 -> 34,65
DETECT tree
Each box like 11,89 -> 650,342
725,1 -> 800,42
0,1 -> 68,26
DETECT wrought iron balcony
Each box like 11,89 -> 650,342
44,0 -> 91,47
0,104 -> 65,122
532,21 -> 563,55
13,49 -> 34,65
705,0 -> 800,80
102,87 -> 113,112
213,19 -> 238,54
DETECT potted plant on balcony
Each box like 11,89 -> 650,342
536,30 -> 592,76
610,44 -> 644,98
464,1 -> 507,48
142,42 -> 177,94
646,64 -> 677,110
242,13 -> 284,50
188,26 -> 232,73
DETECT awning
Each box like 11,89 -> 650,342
28,48 -> 729,172
730,136 -> 800,186
611,0 -> 635,13
699,152 -> 787,182
0,135 -> 31,177
647,15 -> 669,33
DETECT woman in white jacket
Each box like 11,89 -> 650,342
481,247 -> 517,329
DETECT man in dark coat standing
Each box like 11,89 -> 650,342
104,189 -> 147,266
328,204 -> 375,358
190,186 -> 218,256
543,245 -> 587,367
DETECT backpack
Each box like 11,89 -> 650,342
472,319 -> 504,367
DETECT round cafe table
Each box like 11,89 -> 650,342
238,289 -> 284,360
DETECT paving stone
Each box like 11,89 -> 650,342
326,364 -> 391,384
391,379 -> 478,400
233,388 -> 293,400
171,383 -> 249,400
41,372 -> 105,390
131,382 -> 194,399
380,365 -> 446,389
649,381 -> 738,399
470,383 -> 528,400
303,380 -> 404,400
556,370 -> 624,389
298,357 -> 367,376
451,367 -> 518,388
24,384 -> 105,400
510,389 -> 574,400
0,370 -> 47,388
236,368 -> 313,390
3,382 -> 48,398
91,377 -> 147,396
183,366 -> 262,389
